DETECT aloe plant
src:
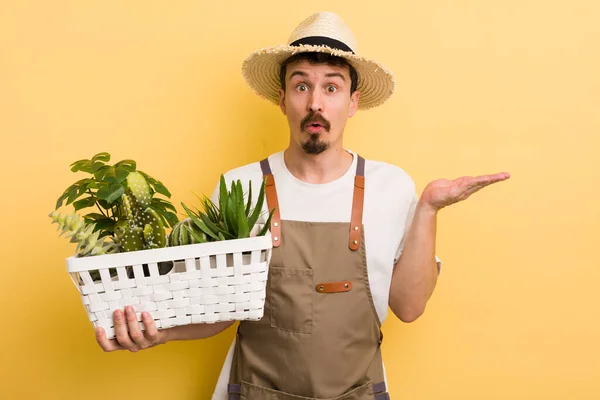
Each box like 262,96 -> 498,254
176,175 -> 274,244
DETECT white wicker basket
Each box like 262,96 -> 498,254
66,234 -> 272,339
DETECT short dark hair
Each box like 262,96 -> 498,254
279,52 -> 359,95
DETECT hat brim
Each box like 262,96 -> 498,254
241,44 -> 395,110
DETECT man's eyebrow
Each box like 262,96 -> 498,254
325,72 -> 346,81
289,71 -> 308,80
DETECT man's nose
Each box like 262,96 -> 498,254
308,90 -> 323,113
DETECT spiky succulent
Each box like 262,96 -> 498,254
49,210 -> 119,256
177,175 -> 274,243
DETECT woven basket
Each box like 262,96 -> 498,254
66,234 -> 272,339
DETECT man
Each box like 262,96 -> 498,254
96,11 -> 510,399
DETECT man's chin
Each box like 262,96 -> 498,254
301,140 -> 329,155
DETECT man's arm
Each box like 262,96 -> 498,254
389,172 -> 510,323
389,199 -> 438,323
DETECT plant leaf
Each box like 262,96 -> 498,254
65,185 -> 79,206
219,175 -> 228,220
247,177 -> 266,234
114,159 -> 136,171
199,212 -> 234,240
181,202 -> 219,240
70,159 -> 91,173
97,199 -> 112,210
97,166 -> 117,183
114,166 -> 130,183
151,198 -> 177,212
225,196 -> 237,236
73,196 -> 97,211
92,152 -> 111,163
72,160 -> 105,173
237,202 -> 249,238
83,213 -> 108,221
257,208 -> 276,236
245,180 -> 253,217
55,192 -> 69,210
152,181 -> 171,197
90,218 -> 115,234
162,211 -> 179,228
97,183 -> 124,204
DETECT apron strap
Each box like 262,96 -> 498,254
349,155 -> 365,251
260,158 -> 282,247
260,154 -> 366,251
227,383 -> 241,400
373,381 -> 390,399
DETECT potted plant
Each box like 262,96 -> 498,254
50,153 -> 274,339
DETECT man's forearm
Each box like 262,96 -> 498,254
163,320 -> 235,343
389,200 -> 439,322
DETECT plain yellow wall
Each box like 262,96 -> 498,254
1,1 -> 598,398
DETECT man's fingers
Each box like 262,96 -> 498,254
463,172 -> 510,190
141,312 -> 161,345
95,309 -> 159,352
96,327 -> 124,352
113,309 -> 138,352
125,306 -> 149,349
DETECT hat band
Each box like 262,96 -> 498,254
289,36 -> 355,54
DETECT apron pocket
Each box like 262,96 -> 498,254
270,267 -> 313,334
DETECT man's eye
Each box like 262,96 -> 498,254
327,86 -> 337,93
296,84 -> 308,91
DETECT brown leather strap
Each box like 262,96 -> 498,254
315,280 -> 352,293
260,159 -> 281,247
349,155 -> 365,251
260,155 -> 365,250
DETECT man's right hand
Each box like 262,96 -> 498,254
96,305 -> 167,352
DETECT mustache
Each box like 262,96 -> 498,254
300,112 -> 331,132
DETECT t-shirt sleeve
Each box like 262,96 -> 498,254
393,191 -> 442,275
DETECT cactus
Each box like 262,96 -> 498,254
126,171 -> 152,208
115,172 -> 167,252
169,218 -> 208,246
49,211 -> 119,256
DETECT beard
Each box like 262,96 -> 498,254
300,111 -> 331,155
301,134 -> 329,155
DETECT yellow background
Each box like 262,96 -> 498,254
1,0 -> 598,398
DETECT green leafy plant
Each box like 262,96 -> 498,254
174,175 -> 274,244
52,152 -> 179,253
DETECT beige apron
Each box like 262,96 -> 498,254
228,155 -> 390,400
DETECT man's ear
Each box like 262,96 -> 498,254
348,90 -> 360,117
278,88 -> 287,115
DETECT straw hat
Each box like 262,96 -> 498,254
241,11 -> 396,110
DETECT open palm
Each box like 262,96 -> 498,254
420,172 -> 511,211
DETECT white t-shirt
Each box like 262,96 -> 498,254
210,149 -> 441,399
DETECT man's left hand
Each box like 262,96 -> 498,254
419,172 -> 511,212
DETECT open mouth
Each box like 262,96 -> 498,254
301,112 -> 330,133
306,123 -> 324,133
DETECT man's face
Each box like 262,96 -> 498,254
278,59 -> 360,155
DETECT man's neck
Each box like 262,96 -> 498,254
283,145 -> 354,184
